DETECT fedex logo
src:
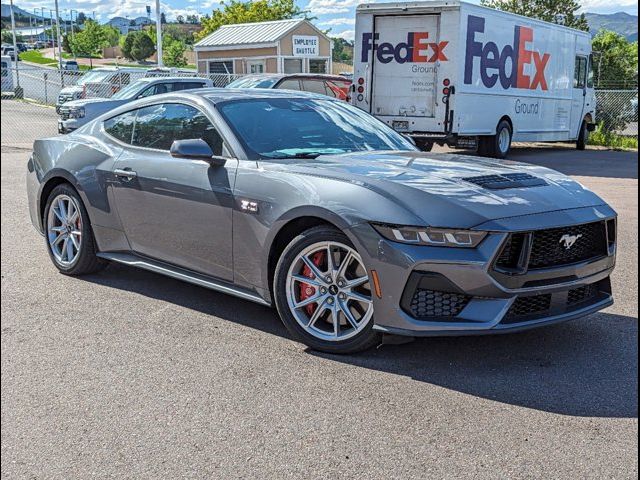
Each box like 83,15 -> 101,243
361,32 -> 449,64
464,15 -> 551,91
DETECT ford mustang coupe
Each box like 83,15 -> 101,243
27,89 -> 617,353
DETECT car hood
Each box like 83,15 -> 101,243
262,151 -> 608,229
64,98 -> 128,108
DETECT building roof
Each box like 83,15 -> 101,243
195,18 -> 307,48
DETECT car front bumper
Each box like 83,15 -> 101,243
347,205 -> 617,336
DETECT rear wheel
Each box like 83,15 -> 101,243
576,120 -> 589,151
274,226 -> 379,354
479,120 -> 512,159
44,183 -> 106,275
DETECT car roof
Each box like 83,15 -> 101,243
200,87 -> 339,104
237,73 -> 351,82
136,76 -> 212,84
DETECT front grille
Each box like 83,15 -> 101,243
408,289 -> 471,320
506,294 -> 552,320
567,284 -> 599,306
495,233 -> 527,270
59,109 -> 70,120
463,173 -> 547,190
503,279 -> 610,324
528,222 -> 608,269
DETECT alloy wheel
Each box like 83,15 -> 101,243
285,241 -> 374,342
47,194 -> 83,266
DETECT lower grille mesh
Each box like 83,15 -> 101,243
409,289 -> 471,319
507,294 -> 552,319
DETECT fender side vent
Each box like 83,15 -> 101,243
463,173 -> 548,190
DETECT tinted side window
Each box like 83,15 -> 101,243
175,82 -> 207,91
104,110 -> 137,144
302,79 -> 328,95
131,103 -> 224,154
574,56 -> 587,89
277,79 -> 301,91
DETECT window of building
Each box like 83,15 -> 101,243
284,58 -> 303,74
209,61 -> 234,74
309,59 -> 327,74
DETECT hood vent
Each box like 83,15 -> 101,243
462,173 -> 548,190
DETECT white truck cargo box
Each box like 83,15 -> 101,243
352,1 -> 596,157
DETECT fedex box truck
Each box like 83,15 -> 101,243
352,1 -> 596,157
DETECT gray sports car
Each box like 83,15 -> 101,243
27,89 -> 617,353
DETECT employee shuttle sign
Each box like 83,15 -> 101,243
465,15 -> 551,91
293,36 -> 319,57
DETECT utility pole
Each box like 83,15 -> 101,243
9,0 -> 20,88
155,0 -> 163,67
54,0 -> 63,72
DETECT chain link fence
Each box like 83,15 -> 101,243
594,89 -> 638,137
2,64 -> 637,148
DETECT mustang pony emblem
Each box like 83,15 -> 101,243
559,233 -> 583,250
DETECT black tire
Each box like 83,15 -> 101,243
274,225 -> 381,354
43,183 -> 107,276
414,138 -> 434,152
478,121 -> 512,159
576,120 -> 589,151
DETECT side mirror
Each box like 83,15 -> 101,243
170,139 -> 226,166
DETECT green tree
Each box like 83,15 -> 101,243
71,19 -> 109,65
331,37 -> 353,64
480,0 -> 589,31
130,31 -> 156,61
197,0 -> 303,41
121,31 -> 137,60
164,39 -> 188,67
591,30 -> 638,88
160,12 -> 167,24
1,30 -> 23,44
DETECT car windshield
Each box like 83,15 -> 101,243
226,77 -> 279,89
76,70 -> 115,86
217,97 -> 416,160
111,80 -> 147,99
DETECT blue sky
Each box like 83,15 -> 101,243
14,0 -> 640,40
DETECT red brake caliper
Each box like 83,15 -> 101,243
299,251 -> 325,316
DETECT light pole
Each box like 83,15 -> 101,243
155,0 -> 163,67
54,0 -> 63,71
9,0 -> 20,89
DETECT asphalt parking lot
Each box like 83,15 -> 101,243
1,101 -> 638,478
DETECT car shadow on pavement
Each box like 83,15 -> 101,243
85,263 -> 638,420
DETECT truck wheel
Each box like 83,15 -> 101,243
576,121 -> 589,151
414,138 -> 434,152
491,121 -> 513,159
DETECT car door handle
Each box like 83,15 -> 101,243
114,168 -> 137,180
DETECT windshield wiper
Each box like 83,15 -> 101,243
266,152 -> 324,159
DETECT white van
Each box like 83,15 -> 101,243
352,1 -> 597,157
1,55 -> 13,93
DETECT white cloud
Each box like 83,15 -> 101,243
306,0 -> 360,15
319,17 -> 354,27
580,0 -> 637,9
331,29 -> 354,41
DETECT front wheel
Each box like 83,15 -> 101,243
576,120 -> 589,151
274,226 -> 380,354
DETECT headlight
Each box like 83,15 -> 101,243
372,223 -> 487,248
68,107 -> 85,119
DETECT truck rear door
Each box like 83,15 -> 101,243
371,14 -> 441,120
